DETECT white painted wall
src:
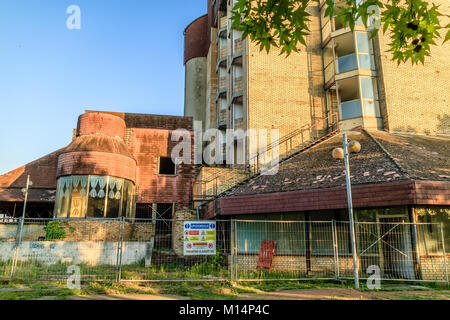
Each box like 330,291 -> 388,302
0,240 -> 154,266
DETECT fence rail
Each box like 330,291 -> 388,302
0,218 -> 447,284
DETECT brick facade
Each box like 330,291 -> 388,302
128,128 -> 196,208
0,111 -> 197,216
247,4 -> 326,145
376,0 -> 450,136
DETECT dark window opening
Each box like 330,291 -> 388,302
135,203 -> 153,219
159,157 -> 176,175
155,203 -> 174,249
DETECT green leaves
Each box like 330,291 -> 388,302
231,0 -> 311,56
230,0 -> 449,65
381,0 -> 446,65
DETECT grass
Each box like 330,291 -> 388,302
1,259 -> 449,300
1,278 -> 448,300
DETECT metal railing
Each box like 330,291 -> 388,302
193,113 -> 340,201
1,218 -> 447,284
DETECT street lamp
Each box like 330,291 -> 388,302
20,175 -> 33,221
333,135 -> 361,289
11,175 -> 33,278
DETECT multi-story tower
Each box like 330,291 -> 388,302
320,0 -> 450,134
185,0 -> 329,164
185,0 -> 450,201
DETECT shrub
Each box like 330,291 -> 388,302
44,221 -> 66,240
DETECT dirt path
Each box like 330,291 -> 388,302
67,293 -> 190,300
238,288 -> 450,300
64,288 -> 450,300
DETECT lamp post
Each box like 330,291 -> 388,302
343,134 -> 360,289
18,175 -> 33,236
10,175 -> 33,279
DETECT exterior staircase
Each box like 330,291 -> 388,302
193,113 -> 340,202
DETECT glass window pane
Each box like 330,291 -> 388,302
106,177 -> 122,218
356,32 -> 370,53
362,99 -> 379,117
358,54 -> 372,69
237,221 -> 264,254
57,176 -> 72,218
341,99 -> 362,119
69,176 -> 88,218
86,176 -> 106,218
360,77 -> 374,99
311,222 -> 334,255
337,54 -> 357,73
234,104 -> 244,119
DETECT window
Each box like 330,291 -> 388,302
53,175 -> 135,218
233,104 -> 244,120
158,157 -> 176,175
416,207 -> 450,255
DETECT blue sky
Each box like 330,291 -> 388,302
0,0 -> 206,175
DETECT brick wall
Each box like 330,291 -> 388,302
419,256 -> 449,281
172,209 -> 197,256
247,4 -> 326,154
376,0 -> 450,135
77,112 -> 126,139
128,128 -> 196,208
57,151 -> 137,182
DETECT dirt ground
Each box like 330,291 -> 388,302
65,288 -> 450,300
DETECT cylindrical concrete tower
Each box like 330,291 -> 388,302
184,14 -> 209,126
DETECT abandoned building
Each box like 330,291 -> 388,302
0,0 -> 448,281
0,111 -> 196,220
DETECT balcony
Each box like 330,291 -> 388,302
336,53 -> 358,74
219,14 -> 227,29
216,56 -> 227,73
219,75 -> 227,89
218,108 -> 227,128
340,99 -> 362,119
234,38 -> 243,53
219,45 -> 228,58
234,117 -> 245,131
233,76 -> 243,92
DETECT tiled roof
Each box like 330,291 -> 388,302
62,134 -> 134,158
228,130 -> 449,197
367,130 -> 450,181
0,149 -> 64,190
0,188 -> 56,202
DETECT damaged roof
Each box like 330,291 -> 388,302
228,130 -> 450,197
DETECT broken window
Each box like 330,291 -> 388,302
158,157 -> 176,175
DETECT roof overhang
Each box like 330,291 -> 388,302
211,180 -> 450,218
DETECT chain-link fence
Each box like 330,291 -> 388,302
0,218 -> 448,284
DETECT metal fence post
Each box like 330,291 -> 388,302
440,223 -> 449,284
332,220 -> 340,280
230,219 -> 236,282
115,217 -> 125,283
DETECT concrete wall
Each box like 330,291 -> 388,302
0,241 -> 153,266
185,57 -> 207,125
